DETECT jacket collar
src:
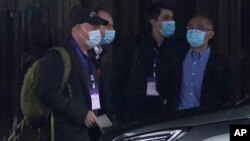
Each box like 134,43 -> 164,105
64,37 -> 90,90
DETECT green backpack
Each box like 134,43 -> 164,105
20,47 -> 71,128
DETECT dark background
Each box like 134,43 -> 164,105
0,0 -> 249,140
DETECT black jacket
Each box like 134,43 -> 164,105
39,39 -> 104,141
157,47 -> 236,113
110,34 -> 181,123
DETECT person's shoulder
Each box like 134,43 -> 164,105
164,36 -> 189,56
169,35 -> 188,48
210,50 -> 224,61
121,34 -> 142,45
209,49 -> 230,68
118,34 -> 142,52
43,47 -> 67,65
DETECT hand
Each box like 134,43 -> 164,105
84,111 -> 97,128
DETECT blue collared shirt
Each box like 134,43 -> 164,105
178,47 -> 210,110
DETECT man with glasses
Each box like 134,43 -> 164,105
87,6 -> 116,141
158,15 -> 235,113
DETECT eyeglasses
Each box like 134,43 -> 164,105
186,25 -> 213,31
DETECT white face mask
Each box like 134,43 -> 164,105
80,26 -> 101,49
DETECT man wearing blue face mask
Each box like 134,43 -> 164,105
87,6 -> 117,141
95,6 -> 116,118
110,1 -> 181,124
158,15 -> 235,114
39,7 -> 109,141
89,7 -> 116,59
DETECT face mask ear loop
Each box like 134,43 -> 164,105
79,25 -> 90,41
80,25 -> 88,33
102,29 -> 107,38
77,30 -> 87,42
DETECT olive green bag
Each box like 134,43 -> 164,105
8,47 -> 71,141
20,47 -> 71,128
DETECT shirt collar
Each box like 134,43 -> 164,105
189,47 -> 210,61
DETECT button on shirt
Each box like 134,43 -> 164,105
178,47 -> 210,110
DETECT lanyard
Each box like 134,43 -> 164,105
70,38 -> 96,88
153,47 -> 159,77
70,38 -> 92,73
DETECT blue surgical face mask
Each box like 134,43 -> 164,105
80,26 -> 101,49
160,21 -> 175,37
85,30 -> 101,48
100,30 -> 116,45
186,29 -> 206,47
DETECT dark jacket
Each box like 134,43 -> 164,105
157,46 -> 235,113
98,44 -> 116,118
110,34 -> 180,123
39,39 -> 104,141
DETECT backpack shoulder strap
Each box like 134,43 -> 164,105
50,47 -> 71,87
48,47 -> 71,141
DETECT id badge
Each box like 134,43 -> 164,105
89,88 -> 101,110
146,76 -> 159,96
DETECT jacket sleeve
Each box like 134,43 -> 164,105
220,59 -> 236,105
156,42 -> 183,100
109,42 -> 133,118
39,50 -> 88,126
156,58 -> 170,100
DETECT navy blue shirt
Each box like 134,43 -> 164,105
178,47 -> 210,110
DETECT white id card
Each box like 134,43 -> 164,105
89,88 -> 101,110
96,114 -> 112,128
146,77 -> 159,96
96,114 -> 112,133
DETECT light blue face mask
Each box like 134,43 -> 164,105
100,30 -> 116,45
80,26 -> 101,49
186,29 -> 206,47
85,30 -> 102,49
160,21 -> 175,37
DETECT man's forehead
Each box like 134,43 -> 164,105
160,9 -> 173,16
188,17 -> 209,26
98,11 -> 113,25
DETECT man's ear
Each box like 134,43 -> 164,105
150,19 -> 157,27
71,24 -> 80,34
208,31 -> 215,39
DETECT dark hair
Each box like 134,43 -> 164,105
145,1 -> 174,32
147,1 -> 174,21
